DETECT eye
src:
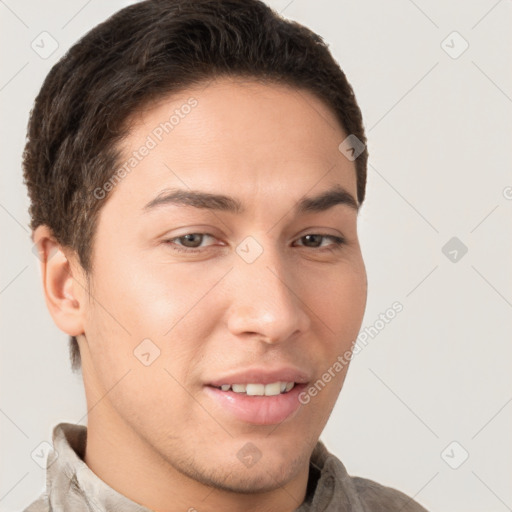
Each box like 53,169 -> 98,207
295,234 -> 346,250
163,232 -> 346,255
164,233 -> 217,253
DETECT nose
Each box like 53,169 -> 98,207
226,240 -> 311,345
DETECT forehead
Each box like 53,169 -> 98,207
106,77 -> 357,214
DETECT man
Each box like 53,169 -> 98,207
22,0 -> 429,510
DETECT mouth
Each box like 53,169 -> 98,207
209,381 -> 297,396
203,368 -> 310,425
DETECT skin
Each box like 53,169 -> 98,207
34,77 -> 368,512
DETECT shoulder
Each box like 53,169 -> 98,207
309,441 -> 430,511
21,493 -> 49,512
351,476 -> 429,511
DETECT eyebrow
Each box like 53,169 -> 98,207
143,184 -> 359,215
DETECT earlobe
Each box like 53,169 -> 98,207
33,225 -> 86,337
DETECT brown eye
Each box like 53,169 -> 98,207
301,234 -> 323,248
176,233 -> 205,248
296,234 -> 345,250
164,233 -> 217,253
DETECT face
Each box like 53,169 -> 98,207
77,77 -> 367,493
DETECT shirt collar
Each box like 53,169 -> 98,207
47,422 -> 152,511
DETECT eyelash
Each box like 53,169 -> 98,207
163,233 -> 346,254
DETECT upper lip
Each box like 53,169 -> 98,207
206,366 -> 311,387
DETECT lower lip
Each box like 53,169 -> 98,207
204,384 -> 306,426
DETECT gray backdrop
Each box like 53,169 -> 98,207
1,1 -> 511,511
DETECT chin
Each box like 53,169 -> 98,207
205,459 -> 300,494
175,449 -> 306,494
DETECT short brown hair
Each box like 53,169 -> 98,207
23,0 -> 368,372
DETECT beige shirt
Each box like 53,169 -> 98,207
23,423 -> 429,511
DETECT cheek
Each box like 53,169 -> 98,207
91,251 -> 197,337
303,260 -> 367,342
299,261 -> 366,412
82,286 -> 203,435
83,253 -> 219,385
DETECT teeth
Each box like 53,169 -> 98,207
246,383 -> 265,396
264,382 -> 282,396
217,381 -> 295,396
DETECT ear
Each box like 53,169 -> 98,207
32,225 -> 87,337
